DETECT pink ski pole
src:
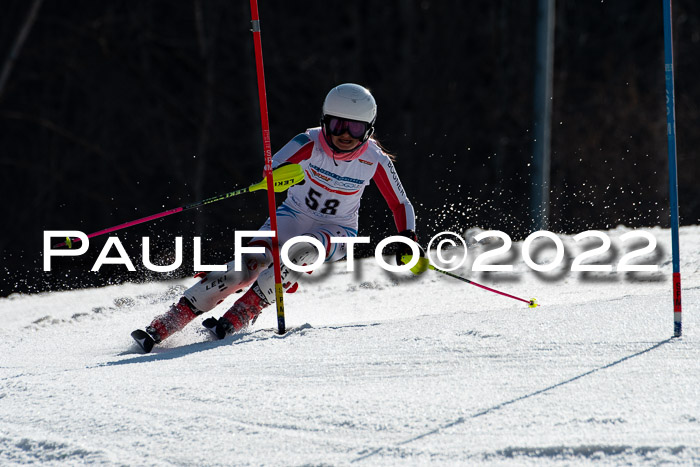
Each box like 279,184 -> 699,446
53,164 -> 305,248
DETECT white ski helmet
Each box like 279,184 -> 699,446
321,83 -> 377,150
322,83 -> 377,124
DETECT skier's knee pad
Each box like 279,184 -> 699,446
255,240 -> 320,303
184,252 -> 269,312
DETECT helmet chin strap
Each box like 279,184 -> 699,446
322,127 -> 352,164
329,141 -> 365,166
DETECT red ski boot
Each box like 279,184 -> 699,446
131,297 -> 200,352
202,284 -> 270,339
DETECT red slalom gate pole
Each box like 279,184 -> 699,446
249,0 -> 286,334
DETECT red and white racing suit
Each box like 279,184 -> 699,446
249,126 -> 415,261
150,128 -> 416,341
183,127 -> 415,311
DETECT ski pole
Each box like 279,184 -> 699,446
54,163 -> 305,249
401,254 -> 539,308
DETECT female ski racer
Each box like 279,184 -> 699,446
131,83 -> 419,353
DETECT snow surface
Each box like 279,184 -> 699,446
1,226 -> 699,466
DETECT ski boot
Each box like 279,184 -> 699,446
203,283 -> 269,339
131,297 -> 199,353
203,240 -> 317,339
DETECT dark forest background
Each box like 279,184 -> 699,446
1,1 -> 698,297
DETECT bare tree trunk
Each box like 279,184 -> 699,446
0,0 -> 44,101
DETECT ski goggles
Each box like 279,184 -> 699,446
323,116 -> 371,140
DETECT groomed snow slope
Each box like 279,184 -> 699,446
1,226 -> 699,466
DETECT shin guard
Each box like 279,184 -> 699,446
183,252 -> 269,313
218,240 -> 319,335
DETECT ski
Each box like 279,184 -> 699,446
201,317 -> 227,340
130,329 -> 156,353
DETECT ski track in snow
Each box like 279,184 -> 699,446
1,226 -> 699,465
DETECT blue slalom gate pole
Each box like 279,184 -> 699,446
662,0 -> 682,337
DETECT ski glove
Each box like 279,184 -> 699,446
395,230 -> 428,275
395,229 -> 419,264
